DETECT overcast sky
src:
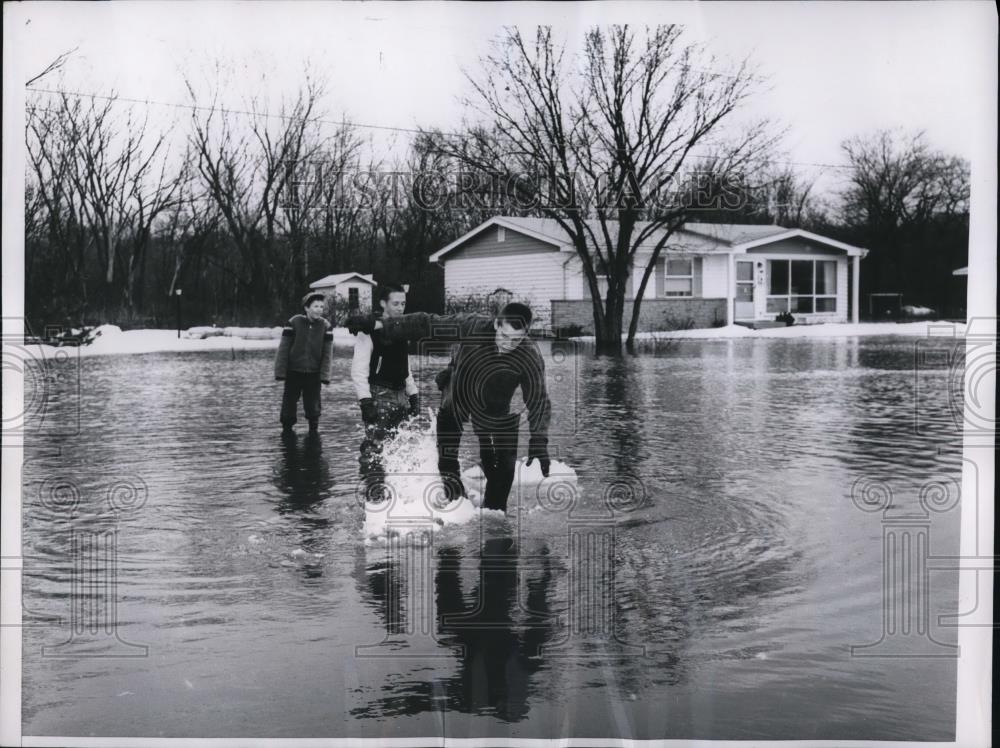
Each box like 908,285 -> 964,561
6,1 -> 997,198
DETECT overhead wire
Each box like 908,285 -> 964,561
26,85 -> 853,172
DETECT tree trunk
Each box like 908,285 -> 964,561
626,247 -> 665,347
593,286 -> 623,355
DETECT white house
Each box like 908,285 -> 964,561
309,272 -> 376,311
428,216 -> 869,332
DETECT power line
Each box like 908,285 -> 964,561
27,86 -> 428,136
25,86 -> 852,171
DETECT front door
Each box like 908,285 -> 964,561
734,260 -> 754,320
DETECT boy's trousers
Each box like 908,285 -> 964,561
359,385 -> 411,491
437,408 -> 519,512
280,371 -> 322,427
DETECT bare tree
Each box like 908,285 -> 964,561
25,47 -> 78,87
63,92 -> 184,312
26,96 -> 91,313
186,75 -> 342,318
840,128 -> 970,308
424,25 -> 776,351
842,129 -> 969,231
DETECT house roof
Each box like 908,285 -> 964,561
681,222 -> 789,245
952,266 -> 968,276
430,216 -> 866,263
309,272 -> 376,289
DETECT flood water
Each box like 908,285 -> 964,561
21,335 -> 965,740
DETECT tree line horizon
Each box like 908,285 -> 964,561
25,25 -> 969,351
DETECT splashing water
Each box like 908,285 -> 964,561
362,413 -> 577,543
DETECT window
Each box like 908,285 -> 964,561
595,274 -> 609,298
497,226 -> 506,243
348,287 -> 359,310
766,259 -> 837,315
664,258 -> 693,297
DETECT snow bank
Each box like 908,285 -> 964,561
19,325 -> 358,358
571,320 -> 966,342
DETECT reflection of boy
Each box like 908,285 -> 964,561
348,302 -> 550,512
274,293 -> 334,433
351,284 -> 419,499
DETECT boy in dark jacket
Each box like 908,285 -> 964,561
351,283 -> 419,499
347,302 -> 551,512
275,292 -> 334,433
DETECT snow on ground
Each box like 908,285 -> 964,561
572,320 -> 967,342
19,325 -> 358,359
13,319 -> 968,361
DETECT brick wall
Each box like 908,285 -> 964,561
551,298 -> 727,334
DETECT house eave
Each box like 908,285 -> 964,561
309,272 -> 377,289
428,216 -> 568,264
733,229 -> 869,257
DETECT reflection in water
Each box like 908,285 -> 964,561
596,357 -> 646,477
273,431 -> 334,510
351,536 -> 556,722
272,430 -> 334,565
437,538 -> 555,722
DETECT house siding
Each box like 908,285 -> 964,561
446,227 -> 562,260
552,298 -> 726,334
701,254 -> 729,297
836,258 -> 849,320
444,253 -> 564,326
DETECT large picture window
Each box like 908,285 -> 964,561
766,259 -> 837,314
664,259 -> 693,297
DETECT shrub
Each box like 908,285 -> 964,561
554,323 -> 586,339
662,316 -> 696,332
775,311 -> 795,326
445,288 -> 516,316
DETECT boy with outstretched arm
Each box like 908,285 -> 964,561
347,301 -> 551,512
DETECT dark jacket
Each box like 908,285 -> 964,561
369,332 -> 410,389
380,313 -> 551,442
274,314 -> 334,382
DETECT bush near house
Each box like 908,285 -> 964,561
444,288 -> 515,316
553,323 -> 586,340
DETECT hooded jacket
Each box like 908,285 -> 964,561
274,314 -> 334,382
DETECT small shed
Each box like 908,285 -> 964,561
309,272 -> 376,312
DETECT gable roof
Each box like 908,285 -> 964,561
309,272 -> 376,289
428,216 -> 572,262
734,229 -> 868,256
681,222 -> 789,245
429,216 -> 867,263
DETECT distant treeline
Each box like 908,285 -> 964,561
25,74 -> 969,333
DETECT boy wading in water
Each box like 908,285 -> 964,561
352,283 -> 420,501
348,302 -> 551,512
275,293 -> 334,433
